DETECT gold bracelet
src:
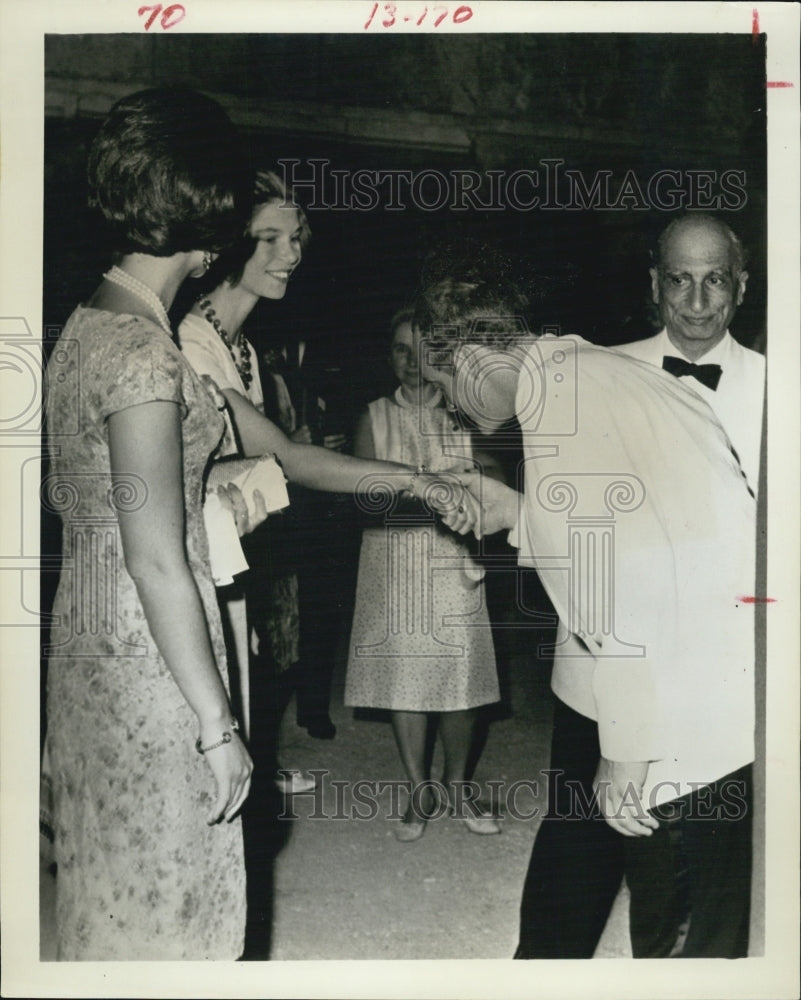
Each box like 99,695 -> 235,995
196,717 -> 240,755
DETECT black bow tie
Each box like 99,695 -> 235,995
662,355 -> 723,391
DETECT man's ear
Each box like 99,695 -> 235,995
649,267 -> 660,304
736,270 -> 749,306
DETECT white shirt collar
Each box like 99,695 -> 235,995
658,328 -> 734,366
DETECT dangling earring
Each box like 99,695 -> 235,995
201,250 -> 213,273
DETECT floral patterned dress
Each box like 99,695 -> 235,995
44,307 -> 245,960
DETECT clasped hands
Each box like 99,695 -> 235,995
423,466 -> 521,540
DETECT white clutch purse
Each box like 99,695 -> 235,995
203,455 -> 290,586
206,454 -> 290,518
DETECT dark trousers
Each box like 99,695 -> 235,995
626,765 -> 752,958
516,700 -> 626,958
516,699 -> 752,959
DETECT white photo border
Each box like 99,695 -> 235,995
1,2 -> 798,998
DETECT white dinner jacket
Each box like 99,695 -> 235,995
615,329 -> 765,497
511,337 -> 756,805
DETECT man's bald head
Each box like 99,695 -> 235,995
650,215 -> 748,361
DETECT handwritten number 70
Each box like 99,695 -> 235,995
138,4 -> 186,30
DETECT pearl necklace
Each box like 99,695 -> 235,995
103,265 -> 172,336
197,298 -> 253,391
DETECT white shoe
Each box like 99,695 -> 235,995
274,769 -> 317,794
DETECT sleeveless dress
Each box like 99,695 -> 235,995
44,307 -> 245,960
344,390 -> 499,712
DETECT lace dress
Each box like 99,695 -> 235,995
44,307 -> 245,960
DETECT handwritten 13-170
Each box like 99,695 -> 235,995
364,4 -> 474,29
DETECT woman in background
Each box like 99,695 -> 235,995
44,88 -> 252,959
345,310 -> 501,841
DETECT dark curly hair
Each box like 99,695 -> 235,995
87,87 -> 249,256
413,242 -> 533,360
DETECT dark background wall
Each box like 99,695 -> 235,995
44,32 -> 766,422
41,32 -> 768,745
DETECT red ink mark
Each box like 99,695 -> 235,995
364,2 -> 378,29
161,3 -> 185,28
738,596 -> 777,603
138,4 -> 161,30
138,2 -> 185,30
752,9 -> 759,43
382,2 -> 397,27
363,3 -> 472,29
766,81 -> 794,88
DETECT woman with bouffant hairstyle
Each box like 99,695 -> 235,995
86,86 -> 249,256
44,88 -> 253,960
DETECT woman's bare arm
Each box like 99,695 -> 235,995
108,400 -> 252,823
224,387 -> 409,494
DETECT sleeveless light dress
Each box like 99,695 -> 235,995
344,390 -> 499,712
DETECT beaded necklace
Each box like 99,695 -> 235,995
196,298 -> 253,391
103,265 -> 172,336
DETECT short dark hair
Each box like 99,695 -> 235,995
212,169 -> 312,288
87,87 -> 248,255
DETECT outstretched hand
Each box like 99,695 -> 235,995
454,469 -> 521,539
412,466 -> 480,535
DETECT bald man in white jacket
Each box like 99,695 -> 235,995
616,214 -> 765,497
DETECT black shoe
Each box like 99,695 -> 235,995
299,715 -> 336,739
